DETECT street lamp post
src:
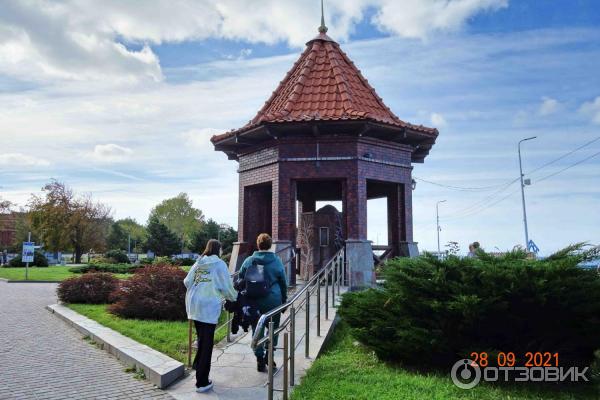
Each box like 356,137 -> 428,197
518,136 -> 536,250
436,200 -> 447,253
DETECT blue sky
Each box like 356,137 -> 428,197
1,0 -> 599,254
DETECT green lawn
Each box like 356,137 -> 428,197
0,266 -> 79,281
67,303 -> 229,364
0,266 -> 142,281
291,323 -> 597,400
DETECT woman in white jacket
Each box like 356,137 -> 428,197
184,239 -> 237,393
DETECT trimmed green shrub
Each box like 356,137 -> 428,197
105,249 -> 130,264
339,245 -> 600,369
138,257 -> 154,266
108,265 -> 187,320
57,273 -> 119,304
174,257 -> 196,266
7,250 -> 49,267
69,263 -> 138,274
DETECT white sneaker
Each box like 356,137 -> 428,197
196,380 -> 213,393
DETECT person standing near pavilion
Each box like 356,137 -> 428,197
184,239 -> 237,393
238,233 -> 288,372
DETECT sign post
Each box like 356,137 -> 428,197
22,232 -> 34,281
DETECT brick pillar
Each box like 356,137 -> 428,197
345,176 -> 367,240
344,176 -> 373,288
404,180 -> 413,243
274,177 -> 295,243
387,184 -> 400,251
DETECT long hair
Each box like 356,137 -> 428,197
202,239 -> 221,257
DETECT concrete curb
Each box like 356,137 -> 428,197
46,303 -> 184,389
5,280 -> 59,283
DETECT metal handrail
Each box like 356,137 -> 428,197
250,247 -> 346,400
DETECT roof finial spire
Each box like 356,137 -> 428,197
318,0 -> 328,34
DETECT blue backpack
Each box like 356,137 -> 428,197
244,259 -> 272,298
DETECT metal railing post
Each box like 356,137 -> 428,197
268,319 -> 274,400
290,307 -> 296,386
337,256 -> 341,295
283,332 -> 289,400
325,269 -> 329,320
331,261 -> 336,306
316,277 -> 321,337
305,290 -> 310,358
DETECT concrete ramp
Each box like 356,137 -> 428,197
167,284 -> 347,400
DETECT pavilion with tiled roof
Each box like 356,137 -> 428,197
213,11 -> 439,287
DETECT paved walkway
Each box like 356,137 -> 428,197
0,281 -> 174,400
167,284 -> 346,400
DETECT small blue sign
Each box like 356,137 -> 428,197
528,240 -> 539,254
22,241 -> 35,263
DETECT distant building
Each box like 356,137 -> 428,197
0,212 -> 19,248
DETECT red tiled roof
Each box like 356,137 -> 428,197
212,32 -> 437,143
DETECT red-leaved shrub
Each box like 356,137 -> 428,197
108,265 -> 187,320
57,273 -> 119,304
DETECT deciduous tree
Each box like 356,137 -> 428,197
28,181 -> 111,263
148,193 -> 204,250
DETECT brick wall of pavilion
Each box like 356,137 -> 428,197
236,136 -> 414,246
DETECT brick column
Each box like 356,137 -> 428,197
274,177 -> 295,243
345,176 -> 367,240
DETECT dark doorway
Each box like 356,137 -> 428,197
243,183 -> 272,250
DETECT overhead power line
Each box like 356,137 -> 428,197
413,176 -> 518,191
435,139 -> 600,221
414,136 -> 600,193
535,149 -> 600,183
527,136 -> 600,175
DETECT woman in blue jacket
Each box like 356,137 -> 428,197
238,233 -> 288,372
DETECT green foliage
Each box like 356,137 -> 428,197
106,222 -> 129,251
144,216 -> 181,256
69,263 -> 137,274
152,256 -> 173,265
104,249 -> 130,264
7,250 -> 49,267
176,257 -> 196,266
28,181 -> 111,263
57,273 -> 119,304
291,322 -> 597,400
148,193 -> 203,249
115,218 -> 147,253
109,265 -> 187,320
190,218 -> 237,254
67,303 -> 228,363
339,245 -> 600,370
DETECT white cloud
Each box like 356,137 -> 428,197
181,128 -> 223,149
0,0 -> 508,83
538,96 -> 560,116
430,112 -> 447,127
92,144 -> 133,162
579,96 -> 600,124
373,0 -> 508,39
0,153 -> 50,167
0,27 -> 599,255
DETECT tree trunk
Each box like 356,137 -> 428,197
75,247 -> 83,264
